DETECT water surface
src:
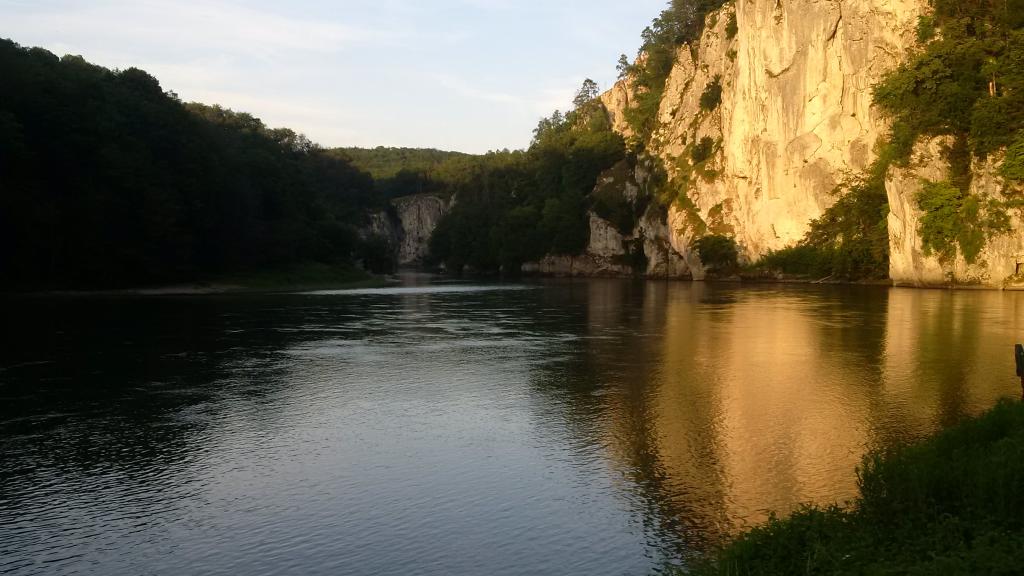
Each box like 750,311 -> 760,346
2,279 -> 1021,575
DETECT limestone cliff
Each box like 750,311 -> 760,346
392,194 -> 451,265
887,138 -> 1024,288
361,194 -> 452,267
603,0 -> 925,266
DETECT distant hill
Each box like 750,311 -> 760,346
333,147 -> 471,180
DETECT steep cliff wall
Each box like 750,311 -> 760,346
887,138 -> 1024,288
604,0 -> 925,264
360,194 -> 452,267
392,194 -> 451,265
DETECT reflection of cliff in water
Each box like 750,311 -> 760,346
881,288 -> 1024,433
528,281 -> 1022,560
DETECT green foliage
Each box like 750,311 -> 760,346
1002,131 -> 1024,180
725,12 -> 738,40
870,2 -> 1024,263
333,147 -> 467,180
428,81 -> 626,274
690,136 -> 716,164
801,171 -> 891,280
591,160 -> 651,235
619,0 -> 730,140
332,147 -> 468,201
699,76 -> 723,111
755,245 -> 833,277
916,15 -> 936,42
916,179 -> 1011,263
692,234 -> 738,273
0,39 -> 382,289
689,400 -> 1024,575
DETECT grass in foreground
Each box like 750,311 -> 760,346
688,399 -> 1024,575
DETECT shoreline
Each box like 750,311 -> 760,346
13,274 -> 396,298
10,271 -> 1024,296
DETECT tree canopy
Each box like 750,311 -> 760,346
0,39 -> 381,289
427,80 -> 627,274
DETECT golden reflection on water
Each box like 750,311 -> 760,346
573,281 -> 1022,549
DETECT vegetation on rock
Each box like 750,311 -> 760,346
759,0 -> 1024,279
916,179 -> 1012,263
427,80 -> 627,274
871,0 -> 1024,265
698,77 -> 723,112
617,0 -> 730,143
692,234 -> 738,274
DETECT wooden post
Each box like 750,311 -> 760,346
1016,344 -> 1024,400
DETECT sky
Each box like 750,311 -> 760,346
0,0 -> 666,153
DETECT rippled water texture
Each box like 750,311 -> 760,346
2,279 -> 1022,575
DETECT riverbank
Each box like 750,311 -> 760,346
39,263 -> 394,297
687,398 -> 1024,575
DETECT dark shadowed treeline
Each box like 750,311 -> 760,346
426,80 -> 627,274
0,39 -> 382,289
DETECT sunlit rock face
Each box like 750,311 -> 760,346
887,138 -> 1024,288
392,194 -> 451,265
603,0 -> 924,262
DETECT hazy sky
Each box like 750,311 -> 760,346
1,0 -> 665,153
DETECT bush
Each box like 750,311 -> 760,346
356,236 -> 397,274
802,174 -> 891,280
692,234 -> 738,273
916,179 -> 1011,264
689,400 -> 1024,575
725,12 -> 738,40
699,77 -> 723,112
756,245 -> 830,277
690,136 -> 716,164
1002,131 -> 1024,181
916,15 -> 936,42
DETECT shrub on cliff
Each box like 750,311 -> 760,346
725,12 -> 738,40
699,77 -> 723,112
870,3 -> 1024,273
692,234 -> 738,274
618,0 -> 730,141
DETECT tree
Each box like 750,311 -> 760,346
0,39 -> 380,289
692,235 -> 739,273
574,78 -> 600,109
617,54 -> 632,79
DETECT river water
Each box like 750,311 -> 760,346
1,278 -> 1022,575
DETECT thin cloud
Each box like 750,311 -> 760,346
5,0 -> 407,60
0,0 -> 664,153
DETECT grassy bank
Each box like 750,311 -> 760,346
689,399 -> 1024,575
